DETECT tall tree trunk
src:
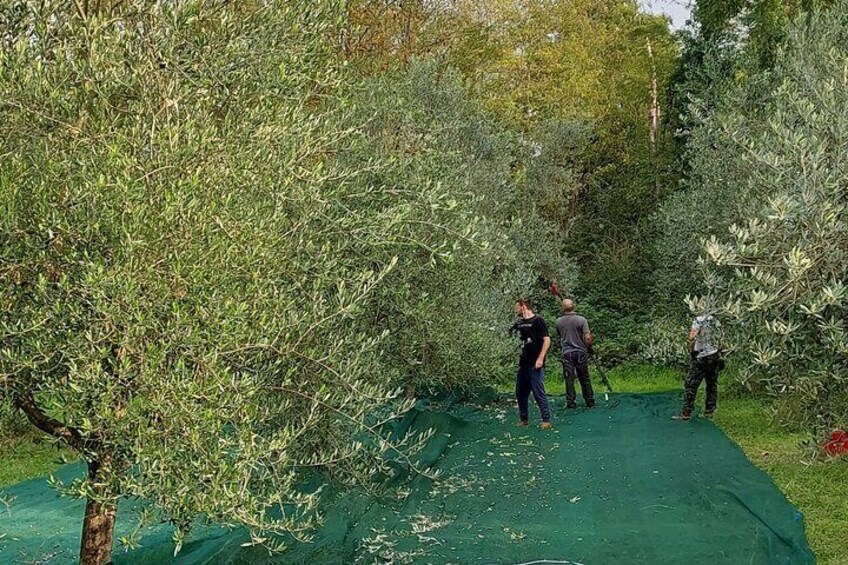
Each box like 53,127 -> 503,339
646,39 -> 661,200
79,459 -> 116,565
647,39 -> 660,157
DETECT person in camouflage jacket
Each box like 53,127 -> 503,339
674,312 -> 725,421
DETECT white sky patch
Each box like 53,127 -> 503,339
639,0 -> 693,30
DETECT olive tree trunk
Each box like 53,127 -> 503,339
79,461 -> 116,565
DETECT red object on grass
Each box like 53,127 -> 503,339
549,282 -> 561,297
823,430 -> 848,457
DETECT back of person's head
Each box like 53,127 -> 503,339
561,298 -> 575,313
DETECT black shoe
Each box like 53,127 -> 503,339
701,412 -> 715,420
566,404 -> 577,409
585,402 -> 595,409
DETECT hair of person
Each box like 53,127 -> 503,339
561,298 -> 575,312
516,298 -> 532,309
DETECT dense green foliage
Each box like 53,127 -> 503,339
650,41 -> 760,321
699,4 -> 848,434
446,0 -> 681,353
0,0 -> 414,552
339,62 -> 574,392
345,0 -> 682,355
693,0 -> 834,65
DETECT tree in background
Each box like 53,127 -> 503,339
341,61 -> 575,392
693,0 -> 830,65
647,0 -> 792,357
650,38 -> 765,323
344,0 -> 681,357
460,0 -> 679,357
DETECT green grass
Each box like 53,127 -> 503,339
532,361 -> 681,397
0,432 -> 67,487
2,365 -> 847,562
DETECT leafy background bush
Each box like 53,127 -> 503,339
338,61 -> 574,393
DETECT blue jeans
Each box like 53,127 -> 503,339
516,366 -> 551,422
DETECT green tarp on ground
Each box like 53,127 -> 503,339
1,393 -> 814,564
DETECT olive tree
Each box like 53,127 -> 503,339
695,3 -> 848,436
0,2 -> 490,563
340,61 -> 576,393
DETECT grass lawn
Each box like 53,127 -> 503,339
0,431 -> 66,487
2,364 -> 846,563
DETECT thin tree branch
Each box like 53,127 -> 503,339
14,389 -> 85,451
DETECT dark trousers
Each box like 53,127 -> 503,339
683,354 -> 720,416
516,365 -> 551,422
563,350 -> 594,407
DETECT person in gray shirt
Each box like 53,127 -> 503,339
555,299 -> 595,409
673,312 -> 724,421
